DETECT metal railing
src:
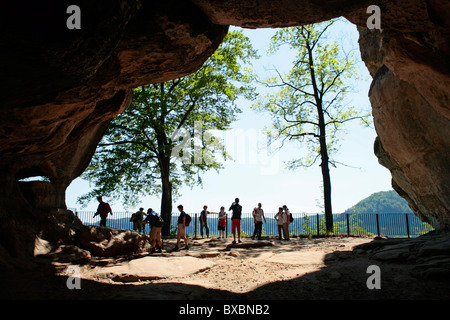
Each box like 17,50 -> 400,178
72,210 -> 434,238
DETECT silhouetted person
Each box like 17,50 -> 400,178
143,208 -> 163,253
94,196 -> 112,227
229,198 -> 242,244
252,202 -> 266,240
174,205 -> 189,251
200,205 -> 210,238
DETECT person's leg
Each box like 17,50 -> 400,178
257,221 -> 262,239
277,225 -> 282,240
175,223 -> 182,249
237,220 -> 241,242
183,229 -> 189,248
156,228 -> 162,252
232,219 -> 237,243
283,223 -> 289,240
205,223 -> 209,238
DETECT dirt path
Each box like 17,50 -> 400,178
2,235 -> 449,300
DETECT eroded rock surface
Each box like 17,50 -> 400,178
0,0 -> 449,271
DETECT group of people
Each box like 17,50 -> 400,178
94,195 -> 293,254
174,198 -> 243,250
130,207 -> 163,254
174,198 -> 293,250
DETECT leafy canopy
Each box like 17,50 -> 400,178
253,19 -> 371,169
78,30 -> 259,208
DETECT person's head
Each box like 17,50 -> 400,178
139,207 -> 144,211
278,207 -> 283,213
283,205 -> 288,210
258,203 -> 262,208
203,205 -> 208,210
177,204 -> 183,211
235,198 -> 239,203
220,206 -> 224,211
147,208 -> 153,214
97,196 -> 102,202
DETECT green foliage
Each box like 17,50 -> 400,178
345,190 -> 413,214
78,30 -> 258,208
253,19 -> 371,169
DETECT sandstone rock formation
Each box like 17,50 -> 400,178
0,0 -> 449,268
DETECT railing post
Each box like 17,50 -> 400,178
316,214 -> 320,236
225,214 -> 228,238
346,213 -> 350,237
376,213 -> 380,237
194,214 -> 198,239
405,214 -> 410,238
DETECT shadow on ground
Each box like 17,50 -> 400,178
1,233 -> 449,300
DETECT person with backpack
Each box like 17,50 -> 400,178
143,208 -> 163,253
174,204 -> 189,251
275,207 -> 288,240
93,196 -> 112,227
229,198 -> 242,244
282,205 -> 292,240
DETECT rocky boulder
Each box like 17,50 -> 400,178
0,0 -> 449,268
78,225 -> 151,257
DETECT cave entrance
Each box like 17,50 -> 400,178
66,19 -> 393,234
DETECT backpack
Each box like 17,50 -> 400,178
185,214 -> 192,226
154,215 -> 164,228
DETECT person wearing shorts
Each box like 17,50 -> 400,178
229,198 -> 242,244
144,208 -> 163,253
217,206 -> 226,239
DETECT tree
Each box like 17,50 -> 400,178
253,20 -> 370,232
79,30 -> 258,235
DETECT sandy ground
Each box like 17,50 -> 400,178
2,235 -> 449,301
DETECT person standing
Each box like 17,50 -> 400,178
252,203 -> 266,240
174,205 -> 189,251
93,196 -> 112,227
275,207 -> 288,240
131,207 -> 145,232
144,208 -> 163,254
217,206 -> 227,239
199,205 -> 210,239
283,205 -> 291,240
229,198 -> 242,244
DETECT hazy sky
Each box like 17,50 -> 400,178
66,19 -> 393,215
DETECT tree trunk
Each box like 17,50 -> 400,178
160,176 -> 172,236
159,153 -> 173,236
317,107 -> 333,233
307,41 -> 334,233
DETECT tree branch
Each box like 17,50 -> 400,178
99,140 -> 158,155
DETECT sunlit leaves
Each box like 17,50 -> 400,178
79,31 -> 258,208
253,20 -> 371,169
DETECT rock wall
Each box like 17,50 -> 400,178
0,0 -> 449,265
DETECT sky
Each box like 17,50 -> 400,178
65,19 -> 393,216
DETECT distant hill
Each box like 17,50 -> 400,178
345,190 -> 412,214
